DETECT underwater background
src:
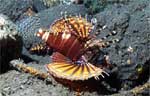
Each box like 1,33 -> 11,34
0,0 -> 150,96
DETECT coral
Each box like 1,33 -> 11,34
0,14 -> 22,73
10,59 -> 49,80
17,16 -> 42,49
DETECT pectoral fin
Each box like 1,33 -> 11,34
46,62 -> 108,81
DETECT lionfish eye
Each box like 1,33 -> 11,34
36,28 -> 45,37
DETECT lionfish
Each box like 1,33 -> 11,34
30,16 -> 113,81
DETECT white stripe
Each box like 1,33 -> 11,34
42,32 -> 49,42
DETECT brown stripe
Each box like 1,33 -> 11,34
51,33 -> 57,45
68,19 -> 80,36
66,38 -> 78,57
71,64 -> 81,76
81,64 -> 84,75
58,37 -> 67,50
62,64 -> 76,73
81,24 -> 86,38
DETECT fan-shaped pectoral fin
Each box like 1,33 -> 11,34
45,61 -> 109,81
82,63 -> 109,80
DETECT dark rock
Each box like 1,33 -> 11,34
0,0 -> 150,96
0,0 -> 33,22
32,0 -> 47,12
37,0 -> 62,8
0,14 -> 22,73
0,0 -> 56,22
84,0 -> 107,14
94,0 -> 150,91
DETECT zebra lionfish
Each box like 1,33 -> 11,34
30,16 -> 112,81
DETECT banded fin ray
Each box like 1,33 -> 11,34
50,17 -> 92,39
46,52 -> 108,80
46,62 -> 107,80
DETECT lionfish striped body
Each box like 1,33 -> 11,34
46,31 -> 85,61
31,16 -> 108,80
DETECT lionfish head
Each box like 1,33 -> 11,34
36,28 -> 50,42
